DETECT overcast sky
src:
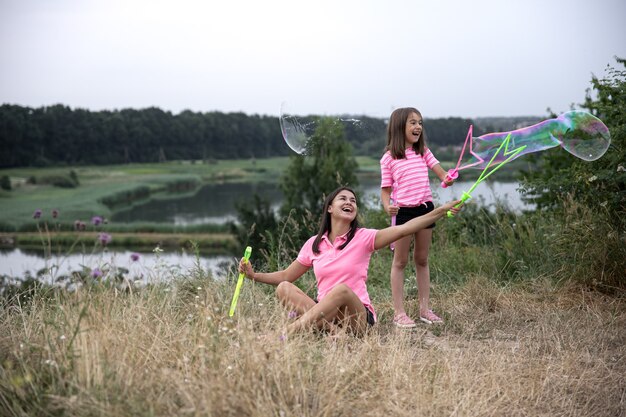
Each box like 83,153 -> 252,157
1,0 -> 625,119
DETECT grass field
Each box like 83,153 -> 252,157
1,273 -> 623,416
1,157 -> 623,415
0,158 -> 291,231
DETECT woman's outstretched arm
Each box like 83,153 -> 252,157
239,258 -> 309,286
373,200 -> 462,250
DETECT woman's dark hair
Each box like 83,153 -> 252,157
384,107 -> 428,159
312,186 -> 360,254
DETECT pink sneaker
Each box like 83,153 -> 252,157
420,310 -> 444,325
393,313 -> 416,328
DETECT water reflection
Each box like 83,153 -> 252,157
0,248 -> 234,282
111,182 -> 283,225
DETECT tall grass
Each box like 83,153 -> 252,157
1,272 -> 624,416
2,192 -> 624,416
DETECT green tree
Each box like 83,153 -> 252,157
280,117 -> 359,217
520,57 -> 625,219
0,175 -> 11,191
519,57 -> 625,289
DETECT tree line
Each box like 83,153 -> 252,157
0,104 -> 477,168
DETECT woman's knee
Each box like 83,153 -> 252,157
276,281 -> 295,300
327,283 -> 353,300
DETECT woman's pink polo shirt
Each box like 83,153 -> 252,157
297,227 -> 378,322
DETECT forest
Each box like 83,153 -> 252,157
0,104 -> 515,167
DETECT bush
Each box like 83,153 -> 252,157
520,57 -> 625,290
0,175 -> 11,191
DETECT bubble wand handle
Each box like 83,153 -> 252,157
447,134 -> 527,217
229,246 -> 252,317
390,194 -> 396,251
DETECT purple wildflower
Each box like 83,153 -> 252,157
288,310 -> 298,319
52,209 -> 59,218
91,216 -> 103,226
74,220 -> 86,231
130,253 -> 140,262
91,268 -> 103,278
33,209 -> 42,219
98,233 -> 112,246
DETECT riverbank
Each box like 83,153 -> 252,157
0,231 -> 237,254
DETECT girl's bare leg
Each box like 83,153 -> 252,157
413,228 -> 433,315
390,235 -> 412,315
287,284 -> 369,336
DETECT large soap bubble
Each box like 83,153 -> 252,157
279,102 -> 317,155
459,111 -> 611,171
279,101 -> 383,155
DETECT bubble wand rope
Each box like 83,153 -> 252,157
441,125 -> 478,188
229,246 -> 252,317
447,133 -> 527,217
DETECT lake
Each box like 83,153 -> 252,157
0,248 -> 234,282
111,178 -> 531,225
2,179 -> 531,279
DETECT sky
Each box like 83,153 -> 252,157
1,0 -> 625,119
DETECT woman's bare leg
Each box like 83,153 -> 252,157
276,281 -> 316,315
287,284 -> 369,336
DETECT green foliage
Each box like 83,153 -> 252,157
69,169 -> 80,185
0,104 -> 500,168
229,194 -> 279,255
281,118 -> 359,216
520,57 -> 625,218
0,175 -> 10,190
519,57 -> 626,289
39,174 -> 79,188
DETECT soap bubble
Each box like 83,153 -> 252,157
460,111 -> 611,170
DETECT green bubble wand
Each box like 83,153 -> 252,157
229,246 -> 252,316
447,133 -> 527,217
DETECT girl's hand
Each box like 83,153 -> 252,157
238,257 -> 254,279
443,176 -> 455,187
386,204 -> 399,217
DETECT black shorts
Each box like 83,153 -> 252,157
364,305 -> 375,326
395,201 -> 436,229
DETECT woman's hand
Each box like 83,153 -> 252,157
441,199 -> 463,215
238,257 -> 255,279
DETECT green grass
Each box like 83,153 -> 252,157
0,159 -> 293,230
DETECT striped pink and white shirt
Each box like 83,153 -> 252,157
380,148 -> 440,207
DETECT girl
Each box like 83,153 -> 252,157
380,107 -> 455,328
239,186 -> 461,336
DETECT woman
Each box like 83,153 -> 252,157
239,186 -> 462,336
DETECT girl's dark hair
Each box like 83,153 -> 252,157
312,186 -> 360,254
384,107 -> 428,159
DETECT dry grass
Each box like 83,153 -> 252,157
1,275 -> 624,417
